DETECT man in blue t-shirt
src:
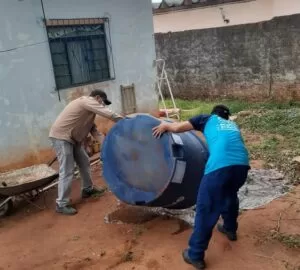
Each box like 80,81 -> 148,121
153,105 -> 250,269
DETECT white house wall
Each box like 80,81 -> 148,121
0,0 -> 157,170
153,0 -> 300,33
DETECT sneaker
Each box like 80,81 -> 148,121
82,186 -> 106,199
56,205 -> 77,215
182,249 -> 206,269
217,224 -> 237,241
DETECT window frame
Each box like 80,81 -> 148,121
46,18 -> 114,91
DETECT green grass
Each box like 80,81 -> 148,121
238,109 -> 300,184
161,99 -> 300,121
248,137 -> 281,159
237,109 -> 300,137
161,99 -> 300,184
271,232 -> 300,249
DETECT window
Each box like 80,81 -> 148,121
46,19 -> 112,90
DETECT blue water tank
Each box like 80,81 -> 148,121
102,115 -> 208,209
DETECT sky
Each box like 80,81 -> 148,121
152,0 -> 162,3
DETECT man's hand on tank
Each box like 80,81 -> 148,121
111,114 -> 124,122
152,123 -> 168,138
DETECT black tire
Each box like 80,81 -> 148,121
0,198 -> 13,217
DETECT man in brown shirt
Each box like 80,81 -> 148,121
50,89 -> 123,215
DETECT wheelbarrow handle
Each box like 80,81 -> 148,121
42,158 -> 100,192
48,157 -> 57,167
0,196 -> 12,209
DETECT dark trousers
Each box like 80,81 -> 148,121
188,165 -> 249,261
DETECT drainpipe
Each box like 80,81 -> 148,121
40,0 -> 61,102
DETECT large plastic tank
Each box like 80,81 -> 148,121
102,115 -> 208,209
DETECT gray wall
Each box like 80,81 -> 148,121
155,14 -> 300,100
0,0 -> 157,170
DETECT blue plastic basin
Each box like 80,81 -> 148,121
102,115 -> 208,209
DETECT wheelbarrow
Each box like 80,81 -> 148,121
0,164 -> 58,217
0,156 -> 101,217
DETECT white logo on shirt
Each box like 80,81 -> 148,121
217,117 -> 239,132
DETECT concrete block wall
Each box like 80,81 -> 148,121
155,14 -> 300,100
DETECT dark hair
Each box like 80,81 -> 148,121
211,104 -> 231,120
90,89 -> 111,105
90,89 -> 106,97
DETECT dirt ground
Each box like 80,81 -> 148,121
0,161 -> 299,270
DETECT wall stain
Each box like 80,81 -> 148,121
0,148 -> 54,173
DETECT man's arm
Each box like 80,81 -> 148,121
90,124 -> 105,160
152,121 -> 194,138
82,98 -> 123,122
152,114 -> 210,138
90,124 -> 103,144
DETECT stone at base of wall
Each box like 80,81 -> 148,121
162,82 -> 300,101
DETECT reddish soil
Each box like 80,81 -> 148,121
0,163 -> 299,270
